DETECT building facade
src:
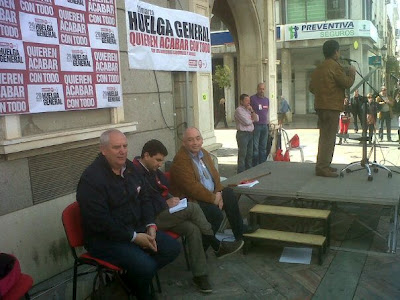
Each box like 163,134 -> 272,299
212,0 -> 399,121
0,0 -> 278,296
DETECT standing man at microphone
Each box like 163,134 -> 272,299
309,40 -> 356,177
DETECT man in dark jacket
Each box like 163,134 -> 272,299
132,139 -> 244,293
76,129 -> 180,300
350,89 -> 364,133
309,40 -> 355,177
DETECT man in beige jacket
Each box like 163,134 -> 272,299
309,40 -> 355,177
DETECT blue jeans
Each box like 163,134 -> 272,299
378,111 -> 392,140
236,130 -> 253,173
86,231 -> 180,299
253,124 -> 269,166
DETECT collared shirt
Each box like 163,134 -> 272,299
189,150 -> 214,192
380,95 -> 390,112
234,105 -> 257,131
279,99 -> 291,113
250,94 -> 270,124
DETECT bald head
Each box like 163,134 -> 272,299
183,127 -> 203,155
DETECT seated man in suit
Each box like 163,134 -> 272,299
132,139 -> 244,293
76,129 -> 180,300
169,127 -> 255,248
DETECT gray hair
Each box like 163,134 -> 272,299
99,129 -> 124,147
257,82 -> 265,89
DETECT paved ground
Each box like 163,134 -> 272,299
30,115 -> 400,300
156,115 -> 400,299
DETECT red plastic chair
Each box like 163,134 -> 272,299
3,273 -> 33,300
62,202 -> 132,300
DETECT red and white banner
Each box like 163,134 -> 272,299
0,0 -> 122,115
125,0 -> 211,73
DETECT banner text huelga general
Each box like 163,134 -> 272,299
127,11 -> 209,42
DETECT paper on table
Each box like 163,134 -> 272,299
279,247 -> 312,264
169,198 -> 188,214
237,180 -> 259,188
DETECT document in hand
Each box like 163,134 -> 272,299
169,198 -> 188,214
237,180 -> 259,188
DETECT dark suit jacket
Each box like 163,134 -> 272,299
77,154 -> 154,245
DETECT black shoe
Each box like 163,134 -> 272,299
215,240 -> 244,259
243,224 -> 260,234
193,276 -> 212,293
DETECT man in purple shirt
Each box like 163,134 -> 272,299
250,83 -> 270,166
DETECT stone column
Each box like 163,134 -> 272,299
281,49 -> 292,111
189,0 -> 217,147
264,0 -> 278,123
294,70 -> 307,114
223,54 -> 235,123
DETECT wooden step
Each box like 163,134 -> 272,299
243,228 -> 326,246
250,204 -> 330,220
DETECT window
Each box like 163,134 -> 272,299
364,0 -> 372,21
307,0 -> 326,21
326,0 -> 346,19
286,0 -> 348,23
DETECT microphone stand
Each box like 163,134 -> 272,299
339,67 -> 392,181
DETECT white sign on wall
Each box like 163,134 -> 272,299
0,0 -> 123,115
125,0 -> 211,72
283,20 -> 378,43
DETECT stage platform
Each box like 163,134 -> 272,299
223,161 -> 400,253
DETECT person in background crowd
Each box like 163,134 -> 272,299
398,115 -> 400,149
278,95 -> 291,125
309,39 -> 355,177
214,98 -> 228,129
76,129 -> 180,300
351,89 -> 363,133
132,139 -> 244,293
234,94 -> 259,173
337,96 -> 351,145
376,86 -> 395,142
250,83 -> 269,166
366,93 -> 378,144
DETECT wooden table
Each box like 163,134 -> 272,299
223,161 -> 400,253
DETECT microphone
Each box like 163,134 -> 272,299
340,56 -> 357,63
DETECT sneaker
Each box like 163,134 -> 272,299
215,240 -> 244,259
193,276 -> 212,293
